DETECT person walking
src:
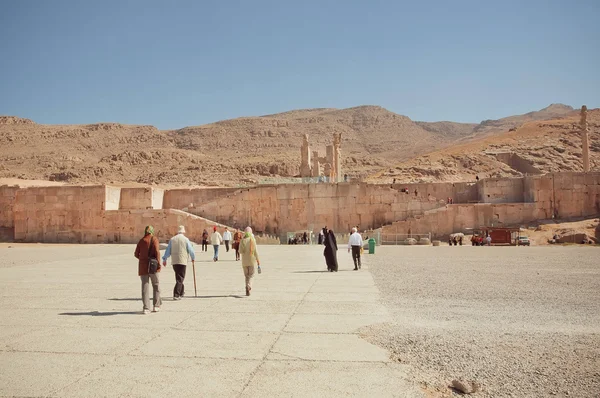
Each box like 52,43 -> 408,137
210,226 -> 223,261
162,225 -> 196,300
318,229 -> 324,245
324,228 -> 338,272
201,229 -> 209,252
223,227 -> 232,252
233,229 -> 242,261
347,227 -> 363,271
239,227 -> 260,296
134,225 -> 162,314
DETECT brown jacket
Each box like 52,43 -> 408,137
134,234 -> 161,276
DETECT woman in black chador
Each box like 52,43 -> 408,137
323,228 -> 338,272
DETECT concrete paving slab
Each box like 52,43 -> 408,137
0,351 -> 110,397
304,291 -> 381,302
268,333 -> 390,362
285,313 -> 390,334
7,326 -> 157,355
0,308 -> 195,328
57,356 -> 260,398
177,312 -> 290,332
241,360 -> 421,398
208,299 -> 300,314
132,329 -> 279,360
295,300 -> 390,315
0,244 -> 418,397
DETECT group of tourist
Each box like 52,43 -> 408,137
320,226 -> 364,272
134,224 -> 260,314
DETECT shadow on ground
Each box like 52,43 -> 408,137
59,311 -> 140,316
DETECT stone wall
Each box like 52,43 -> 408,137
192,183 -> 448,238
478,177 -> 525,204
119,187 -> 163,210
0,185 -> 18,228
162,187 -> 240,210
13,185 -> 109,242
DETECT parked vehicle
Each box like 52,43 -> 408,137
517,236 -> 531,246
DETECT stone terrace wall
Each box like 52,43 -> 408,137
390,181 -> 479,204
103,209 -> 229,244
0,185 -> 18,228
13,185 -> 109,242
119,187 -> 164,210
163,187 -> 239,210
193,183 -> 447,237
553,172 -> 600,218
479,177 -> 525,204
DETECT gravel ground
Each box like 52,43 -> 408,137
362,246 -> 600,398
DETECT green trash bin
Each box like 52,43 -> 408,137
368,238 -> 376,254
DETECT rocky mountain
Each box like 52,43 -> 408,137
0,104 -> 583,187
368,107 -> 599,184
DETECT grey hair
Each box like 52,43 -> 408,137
351,227 -> 357,233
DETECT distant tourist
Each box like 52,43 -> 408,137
134,225 -> 162,314
486,235 -> 492,246
210,226 -> 223,262
201,229 -> 209,252
239,227 -> 260,296
348,227 -> 363,271
318,229 -> 324,245
233,229 -> 243,261
162,225 -> 196,300
302,231 -> 308,244
223,227 -> 232,252
476,176 -> 480,181
324,228 -> 338,272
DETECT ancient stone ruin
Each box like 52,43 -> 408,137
581,105 -> 590,173
299,133 -> 342,182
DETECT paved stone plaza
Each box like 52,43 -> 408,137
0,244 -> 422,398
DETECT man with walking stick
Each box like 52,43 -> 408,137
162,225 -> 197,299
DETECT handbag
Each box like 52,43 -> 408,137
148,236 -> 159,274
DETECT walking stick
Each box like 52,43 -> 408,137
192,261 -> 197,297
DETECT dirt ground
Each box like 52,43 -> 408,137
364,246 -> 600,398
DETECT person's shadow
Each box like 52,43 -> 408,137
59,311 -> 140,316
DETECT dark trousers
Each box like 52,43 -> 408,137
351,246 -> 361,269
225,240 -> 230,252
202,240 -> 208,251
173,263 -> 186,298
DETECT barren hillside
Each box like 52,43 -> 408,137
0,104 -> 578,187
368,108 -> 599,184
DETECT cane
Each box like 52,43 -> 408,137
192,260 -> 197,297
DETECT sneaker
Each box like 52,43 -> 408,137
153,307 -> 160,312
173,296 -> 180,301
143,309 -> 150,314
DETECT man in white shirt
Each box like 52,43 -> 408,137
223,227 -> 232,252
347,227 -> 363,271
210,226 -> 223,262
162,225 -> 196,300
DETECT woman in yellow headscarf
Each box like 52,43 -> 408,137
239,226 -> 260,296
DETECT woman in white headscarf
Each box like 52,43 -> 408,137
239,227 -> 260,296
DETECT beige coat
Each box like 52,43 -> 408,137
239,236 -> 260,267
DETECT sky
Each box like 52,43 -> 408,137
0,0 -> 599,129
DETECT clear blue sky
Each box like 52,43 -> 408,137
1,0 -> 598,129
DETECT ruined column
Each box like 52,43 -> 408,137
326,145 -> 334,182
333,133 -> 342,182
311,150 -> 320,177
300,134 -> 312,177
580,105 -> 590,172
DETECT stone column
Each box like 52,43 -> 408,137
580,105 -> 590,172
326,144 -> 334,179
300,134 -> 312,177
311,151 -> 320,178
333,133 -> 342,183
